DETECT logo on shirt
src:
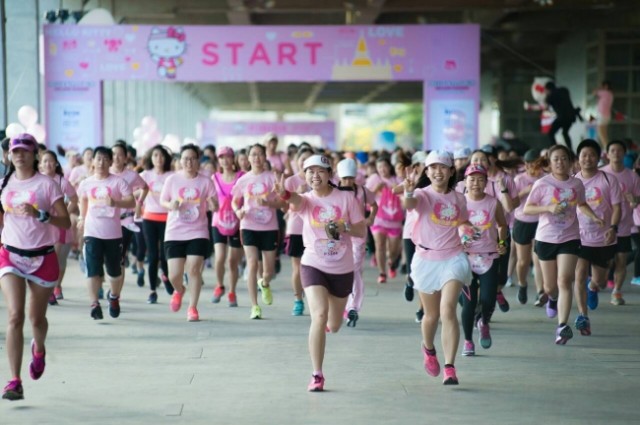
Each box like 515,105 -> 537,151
89,186 -> 112,203
178,187 -> 201,204
311,205 -> 343,228
469,209 -> 492,231
552,188 -> 577,206
3,190 -> 38,213
585,187 -> 603,206
247,182 -> 268,198
430,202 -> 461,226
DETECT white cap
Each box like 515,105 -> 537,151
425,150 -> 453,167
337,158 -> 357,178
453,147 -> 472,160
303,154 -> 331,170
411,151 -> 427,165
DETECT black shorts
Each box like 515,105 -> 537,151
615,236 -> 632,253
241,229 -> 279,252
286,234 -> 305,258
164,239 -> 210,259
84,237 -> 123,278
300,265 -> 354,298
578,245 -> 616,269
512,220 -> 538,245
211,226 -> 241,249
121,226 -> 134,260
535,239 -> 581,261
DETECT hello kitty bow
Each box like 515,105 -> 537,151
166,27 -> 185,42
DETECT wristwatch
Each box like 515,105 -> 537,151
37,209 -> 51,223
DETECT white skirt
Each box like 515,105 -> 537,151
410,252 -> 472,294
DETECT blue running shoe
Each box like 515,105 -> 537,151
586,279 -> 599,311
574,315 -> 591,336
292,299 -> 304,316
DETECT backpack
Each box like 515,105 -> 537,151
377,184 -> 403,222
214,174 -> 240,236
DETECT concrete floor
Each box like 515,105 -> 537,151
0,255 -> 639,424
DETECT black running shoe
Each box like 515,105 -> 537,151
404,278 -> 414,302
91,303 -> 103,320
108,296 -> 120,318
137,270 -> 145,287
518,285 -> 528,305
147,292 -> 158,304
347,309 -> 358,327
496,291 -> 510,312
415,308 -> 424,323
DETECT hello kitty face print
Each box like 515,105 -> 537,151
175,186 -> 201,223
430,201 -> 461,227
89,186 -> 115,217
585,187 -> 603,207
468,208 -> 492,231
311,205 -> 343,228
2,190 -> 38,215
551,187 -> 578,206
148,27 -> 187,79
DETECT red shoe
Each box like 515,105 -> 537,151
389,268 -> 397,279
228,292 -> 237,307
187,306 -> 199,322
170,290 -> 184,312
211,285 -> 225,303
377,273 -> 387,284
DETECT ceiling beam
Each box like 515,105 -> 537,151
248,82 -> 260,110
358,82 -> 396,104
304,82 -> 326,111
353,0 -> 386,24
226,0 -> 252,24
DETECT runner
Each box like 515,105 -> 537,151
0,134 -> 71,400
160,144 -> 217,321
273,154 -> 366,391
523,145 -> 604,344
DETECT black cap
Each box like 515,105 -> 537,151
523,149 -> 540,162
480,144 -> 497,157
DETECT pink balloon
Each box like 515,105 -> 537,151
17,105 -> 38,128
141,116 -> 157,132
27,123 -> 46,143
5,122 -> 25,138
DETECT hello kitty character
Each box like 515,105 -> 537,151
148,26 -> 187,79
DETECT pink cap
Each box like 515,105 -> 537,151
464,164 -> 488,177
217,146 -> 234,157
9,133 -> 38,152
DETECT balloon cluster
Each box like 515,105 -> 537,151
131,116 -> 197,156
5,105 -> 46,142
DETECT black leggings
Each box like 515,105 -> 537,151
142,219 -> 169,291
632,233 -> 640,277
403,238 -> 416,277
134,225 -> 146,262
462,259 -> 499,341
496,233 -> 511,288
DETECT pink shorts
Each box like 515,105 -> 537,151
0,246 -> 60,288
371,225 -> 402,238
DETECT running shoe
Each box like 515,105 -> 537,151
415,308 -> 424,323
2,379 -> 23,401
147,292 -> 158,304
517,285 -> 528,305
161,274 -> 174,295
496,291 -> 510,312
555,324 -> 573,345
477,318 -> 492,349
574,315 -> 591,336
292,299 -> 304,316
307,374 -> 325,392
422,345 -> 441,377
136,270 -> 145,287
631,276 -> 640,286
546,298 -> 558,319
54,287 -> 63,300
505,277 -> 514,288
389,268 -> 397,279
462,340 -> 475,356
90,302 -> 103,320
29,340 -> 46,380
611,292 -> 625,306
250,305 -> 262,319
131,263 -> 138,274
587,282 -> 599,311
442,366 -> 459,385
108,295 -> 120,318
347,309 -> 359,327
211,285 -> 225,304
534,292 -> 548,307
377,273 -> 387,284
606,280 -> 614,290
257,279 -> 273,305
170,290 -> 184,312
228,292 -> 238,307
48,292 -> 58,306
187,307 -> 199,322
404,278 -> 414,302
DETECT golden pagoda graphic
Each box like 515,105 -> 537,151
332,32 -> 393,80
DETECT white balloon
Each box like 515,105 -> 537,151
183,137 -> 198,146
133,127 -> 143,141
5,122 -> 25,138
162,134 -> 181,154
141,116 -> 157,132
27,123 -> 46,143
17,105 -> 38,128
77,8 -> 116,25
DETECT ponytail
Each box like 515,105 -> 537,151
0,165 -> 16,214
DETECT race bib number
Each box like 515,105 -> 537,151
93,205 -> 116,218
178,206 -> 199,223
9,252 -> 45,275
248,207 -> 273,224
314,239 -> 347,262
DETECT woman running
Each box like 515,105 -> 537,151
140,145 -> 174,304
273,154 -> 366,391
211,146 -> 245,307
403,150 -> 473,385
0,134 -> 71,400
161,144 -> 217,322
523,144 -> 604,344
231,144 -> 283,320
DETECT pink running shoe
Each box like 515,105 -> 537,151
2,379 -> 23,401
29,340 -> 46,380
307,374 -> 325,392
187,306 -> 199,322
211,285 -> 225,304
170,290 -> 184,312
422,345 -> 441,377
228,292 -> 238,307
606,280 -> 615,290
443,366 -> 459,385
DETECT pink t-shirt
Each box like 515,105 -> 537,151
267,152 -> 288,174
411,186 -> 468,261
140,170 -> 174,214
211,171 -> 244,229
365,174 -> 403,229
596,89 -> 613,118
111,169 -> 146,224
601,165 -> 640,237
1,173 -> 63,249
49,174 -> 77,244
487,171 -> 517,227
297,188 -> 365,274
526,174 -> 586,244
232,171 -> 279,231
69,165 -> 91,187
351,185 -> 374,243
161,172 -> 216,242
284,173 -> 309,235
77,174 -> 132,240
403,209 -> 419,240
464,194 -> 499,254
514,172 -> 544,223
634,205 -> 640,227
576,171 -> 621,247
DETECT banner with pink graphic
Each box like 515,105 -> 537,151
43,24 -> 479,151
